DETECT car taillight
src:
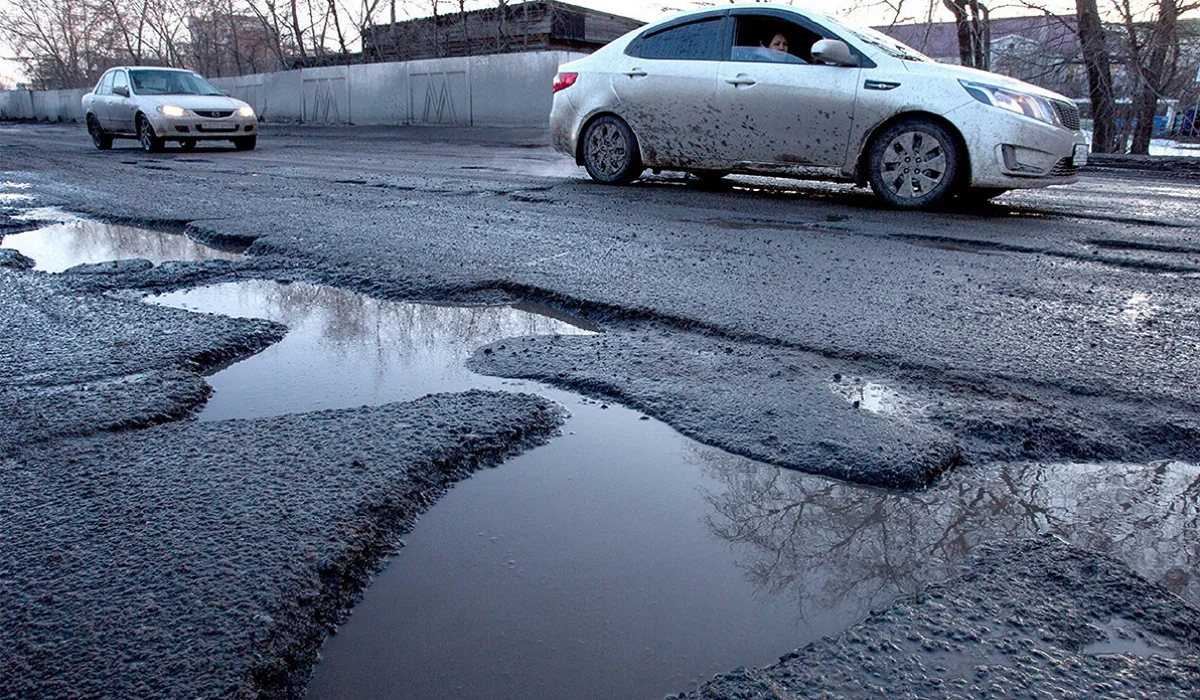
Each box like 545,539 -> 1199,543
553,72 -> 578,93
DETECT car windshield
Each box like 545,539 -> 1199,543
819,16 -> 930,62
129,69 -> 223,96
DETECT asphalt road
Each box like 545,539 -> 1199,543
3,122 -> 1200,697
5,123 -> 1200,485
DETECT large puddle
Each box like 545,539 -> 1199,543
147,280 -> 1200,700
11,213 -> 1199,698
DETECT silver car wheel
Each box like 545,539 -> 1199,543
581,115 -> 642,185
588,123 -> 628,177
867,119 -> 960,209
880,130 -> 948,200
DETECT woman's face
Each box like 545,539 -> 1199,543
768,33 -> 788,52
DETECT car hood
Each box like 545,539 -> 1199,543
898,60 -> 1072,102
141,95 -> 247,111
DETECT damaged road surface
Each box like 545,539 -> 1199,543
2,124 -> 1200,698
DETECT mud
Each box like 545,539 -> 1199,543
670,535 -> 1200,699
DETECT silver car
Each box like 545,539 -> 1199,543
550,4 -> 1089,208
82,67 -> 258,152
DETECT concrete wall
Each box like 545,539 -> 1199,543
0,51 -> 584,127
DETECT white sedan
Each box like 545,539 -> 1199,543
82,67 -> 258,152
550,4 -> 1089,208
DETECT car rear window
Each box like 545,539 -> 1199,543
627,17 -> 725,61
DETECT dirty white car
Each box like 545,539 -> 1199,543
82,67 -> 258,152
550,4 -> 1089,208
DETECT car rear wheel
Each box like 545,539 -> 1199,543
867,119 -> 960,209
86,115 -> 112,150
582,115 -> 642,185
138,116 -> 163,153
233,136 -> 257,151
179,139 -> 197,151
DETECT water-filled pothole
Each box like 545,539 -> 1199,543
2,219 -> 242,272
146,280 -> 1200,700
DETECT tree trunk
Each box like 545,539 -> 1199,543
1076,0 -> 1118,153
1130,0 -> 1178,154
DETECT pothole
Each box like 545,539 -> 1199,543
144,280 -> 1199,699
2,219 -> 243,272
12,207 -> 1198,697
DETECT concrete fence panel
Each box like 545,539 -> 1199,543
2,50 -> 578,128
407,57 -> 471,126
0,90 -> 35,119
347,62 -> 409,125
469,50 -> 584,126
301,66 -> 351,125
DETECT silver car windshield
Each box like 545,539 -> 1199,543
129,69 -> 223,96
819,17 -> 930,62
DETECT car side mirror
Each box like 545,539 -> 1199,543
811,39 -> 854,66
113,86 -> 129,97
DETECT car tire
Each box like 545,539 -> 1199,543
867,119 -> 960,209
582,115 -> 642,185
233,135 -> 257,151
138,116 -> 163,153
86,115 -> 112,150
179,139 -> 197,151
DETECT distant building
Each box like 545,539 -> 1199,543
360,0 -> 645,63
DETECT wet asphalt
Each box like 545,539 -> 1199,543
2,122 -> 1200,697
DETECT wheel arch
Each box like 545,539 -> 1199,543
854,111 -> 971,190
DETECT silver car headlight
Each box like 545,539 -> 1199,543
158,104 -> 188,118
959,80 -> 1061,127
237,105 -> 255,118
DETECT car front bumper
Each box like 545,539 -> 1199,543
146,113 -> 258,140
949,101 -> 1088,189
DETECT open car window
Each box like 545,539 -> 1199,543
129,69 -> 224,96
731,16 -> 821,64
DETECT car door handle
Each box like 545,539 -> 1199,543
725,75 -> 757,86
623,68 -> 648,77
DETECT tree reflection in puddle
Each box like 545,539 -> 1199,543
699,450 -> 1200,621
3,219 -> 242,272
151,280 -> 597,421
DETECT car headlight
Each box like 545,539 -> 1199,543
158,104 -> 187,118
959,80 -> 1061,127
237,105 -> 255,118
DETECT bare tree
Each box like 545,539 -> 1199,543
0,0 -> 109,87
1116,0 -> 1199,153
942,0 -> 990,69
1076,0 -> 1120,152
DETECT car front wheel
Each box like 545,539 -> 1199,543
581,115 -> 642,185
138,116 -> 163,153
233,136 -> 257,151
867,119 -> 960,209
87,115 -> 112,150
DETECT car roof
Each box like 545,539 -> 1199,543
111,66 -> 196,73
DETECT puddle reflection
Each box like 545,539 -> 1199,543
2,220 -> 242,272
701,453 -> 1200,618
144,279 -> 1197,699
150,280 -> 595,421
